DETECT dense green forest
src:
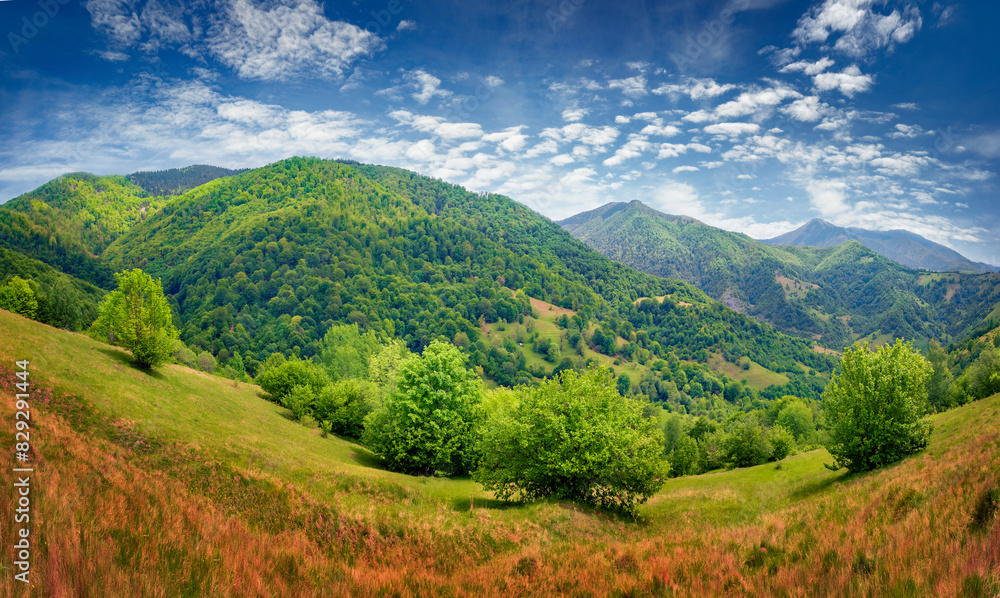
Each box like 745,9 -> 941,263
560,200 -> 997,349
128,164 -> 247,196
3,157 -> 996,423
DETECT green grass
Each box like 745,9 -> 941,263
4,308 -> 1000,596
706,352 -> 789,391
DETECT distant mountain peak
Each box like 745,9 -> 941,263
763,220 -> 997,273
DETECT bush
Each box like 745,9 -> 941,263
724,414 -> 772,468
769,425 -> 796,461
314,379 -> 377,439
256,359 -> 330,404
0,276 -> 38,319
197,351 -> 217,374
775,400 -> 814,442
363,341 -> 483,475
822,340 -> 932,473
474,367 -> 666,515
670,435 -> 700,477
284,385 -> 314,422
173,341 -> 199,369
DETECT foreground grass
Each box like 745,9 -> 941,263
1,309 -> 998,596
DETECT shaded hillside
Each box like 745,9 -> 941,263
559,201 -> 997,348
128,164 -> 247,196
764,218 -> 998,273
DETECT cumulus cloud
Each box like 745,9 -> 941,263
813,65 -> 873,97
782,96 -> 825,122
608,75 -> 648,99
791,0 -> 923,57
653,78 -> 736,100
704,122 -> 761,137
85,0 -> 384,81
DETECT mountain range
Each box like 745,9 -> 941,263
762,218 -> 998,274
0,158 -> 840,412
559,200 -> 1000,348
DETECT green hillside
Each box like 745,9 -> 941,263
92,157 -> 831,406
2,309 -> 997,597
0,173 -> 167,287
560,200 -> 996,348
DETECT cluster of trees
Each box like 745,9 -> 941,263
663,397 -> 811,477
0,247 -> 104,331
925,321 -> 1000,410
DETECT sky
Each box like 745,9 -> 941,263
1,0 -> 998,264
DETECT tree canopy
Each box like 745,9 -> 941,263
89,269 -> 178,369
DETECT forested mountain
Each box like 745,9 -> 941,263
128,165 -> 247,196
763,218 -> 999,273
0,173 -> 166,287
559,200 -> 999,348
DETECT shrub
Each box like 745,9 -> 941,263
284,385 -> 314,422
0,276 -> 38,319
474,367 -> 666,515
256,359 -> 330,404
724,414 -> 772,468
314,379 -> 378,439
822,340 -> 932,473
363,341 -> 483,475
769,424 -> 796,461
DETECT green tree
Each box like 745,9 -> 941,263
959,346 -> 1000,403
822,340 -> 932,473
769,424 -> 796,461
284,384 -> 314,422
723,413 -> 772,468
367,339 -> 415,407
314,379 -> 378,439
669,434 -> 699,477
775,400 -> 815,442
0,276 -> 38,319
89,269 -> 178,369
319,323 -> 381,383
363,341 -> 483,475
926,340 -> 955,411
256,359 -> 330,404
474,367 -> 666,515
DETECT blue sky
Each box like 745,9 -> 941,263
1,0 -> 998,264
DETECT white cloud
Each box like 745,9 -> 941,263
608,75 -> 648,99
86,0 -> 384,81
892,102 -> 919,110
792,0 -> 923,57
562,107 -> 589,122
704,122 -> 761,137
782,96 -> 825,122
406,69 -> 451,105
653,78 -> 736,100
396,20 -> 417,32
673,165 -> 699,173
483,126 -> 529,153
640,124 -> 682,137
779,57 -> 835,75
604,135 -> 651,166
805,178 -> 851,217
813,65 -> 873,97
714,86 -> 801,119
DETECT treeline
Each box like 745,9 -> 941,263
128,165 -> 247,196
0,247 -> 104,331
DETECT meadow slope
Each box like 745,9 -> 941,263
0,309 -> 998,597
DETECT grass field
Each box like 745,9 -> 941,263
1,309 -> 998,597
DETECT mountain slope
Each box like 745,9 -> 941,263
2,308 -> 998,597
764,218 -> 998,273
559,200 -> 998,348
92,157 -> 835,403
0,172 -> 168,287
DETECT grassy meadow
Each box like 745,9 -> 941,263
1,308 -> 998,597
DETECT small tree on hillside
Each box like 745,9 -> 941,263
474,366 -> 666,515
90,269 -> 178,369
0,276 -> 38,320
363,341 -> 483,475
822,340 -> 932,473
